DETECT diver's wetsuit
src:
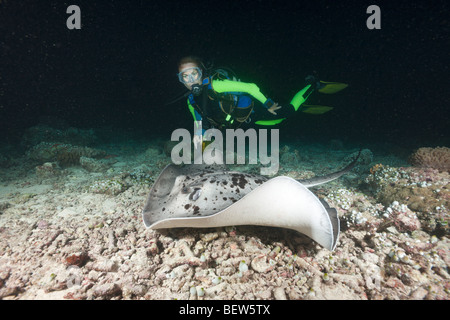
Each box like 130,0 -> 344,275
187,78 -> 314,135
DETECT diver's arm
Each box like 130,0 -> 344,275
211,79 -> 272,107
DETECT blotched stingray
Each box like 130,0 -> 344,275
142,151 -> 360,251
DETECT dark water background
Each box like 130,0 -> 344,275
1,0 -> 448,150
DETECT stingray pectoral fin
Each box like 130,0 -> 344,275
147,176 -> 339,251
319,199 -> 340,250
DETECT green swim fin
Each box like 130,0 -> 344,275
317,81 -> 348,94
255,118 -> 286,126
301,105 -> 334,114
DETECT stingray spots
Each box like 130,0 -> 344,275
193,205 -> 200,215
184,204 -> 191,210
231,173 -> 248,189
255,179 -> 264,185
223,197 -> 227,201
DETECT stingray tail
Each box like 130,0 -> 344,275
297,149 -> 362,187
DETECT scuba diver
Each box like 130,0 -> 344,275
174,56 -> 347,150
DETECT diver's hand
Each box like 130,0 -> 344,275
193,134 -> 203,150
267,103 -> 282,115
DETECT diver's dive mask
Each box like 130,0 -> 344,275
177,67 -> 203,85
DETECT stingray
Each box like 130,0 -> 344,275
142,151 -> 360,251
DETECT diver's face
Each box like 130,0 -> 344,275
178,62 -> 203,90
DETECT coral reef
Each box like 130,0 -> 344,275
79,156 -> 108,172
345,148 -> 373,166
343,149 -> 373,175
65,252 -> 89,267
88,176 -> 129,196
364,164 -> 449,235
280,145 -> 303,166
0,136 -> 448,300
35,162 -> 61,179
383,201 -> 421,233
129,168 -> 154,186
27,142 -> 106,167
1,214 -> 448,300
409,147 -> 450,172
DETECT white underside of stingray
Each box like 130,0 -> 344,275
142,151 -> 359,251
146,175 -> 339,250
